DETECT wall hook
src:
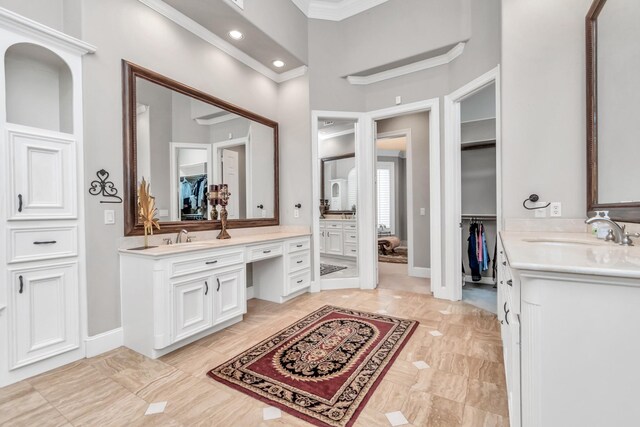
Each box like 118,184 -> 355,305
89,169 -> 123,203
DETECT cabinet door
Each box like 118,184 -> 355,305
8,263 -> 79,370
214,266 -> 245,325
8,126 -> 76,220
325,231 -> 343,255
319,229 -> 326,253
171,274 -> 213,343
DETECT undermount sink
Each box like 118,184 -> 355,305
522,238 -> 609,247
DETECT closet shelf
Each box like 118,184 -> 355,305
461,117 -> 496,125
461,139 -> 496,151
461,214 -> 497,220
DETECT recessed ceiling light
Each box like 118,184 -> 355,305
272,60 -> 285,68
228,30 -> 244,40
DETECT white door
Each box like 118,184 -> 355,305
8,125 -> 76,220
326,231 -> 343,255
222,149 -> 240,219
171,274 -> 213,343
9,263 -> 80,370
213,266 -> 245,324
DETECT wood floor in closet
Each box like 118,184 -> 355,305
0,276 -> 508,427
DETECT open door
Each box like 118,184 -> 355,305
222,148 -> 240,219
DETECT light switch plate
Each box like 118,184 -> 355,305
395,96 -> 402,105
535,207 -> 547,218
420,208 -> 426,216
104,210 -> 115,225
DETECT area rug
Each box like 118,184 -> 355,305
320,263 -> 348,276
207,305 -> 419,427
378,246 -> 408,264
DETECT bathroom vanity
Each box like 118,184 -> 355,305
498,232 -> 640,427
119,231 -> 310,359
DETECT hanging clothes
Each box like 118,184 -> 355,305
467,223 -> 481,281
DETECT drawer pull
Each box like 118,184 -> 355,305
297,279 -> 304,284
216,278 -> 221,292
507,279 -> 513,287
205,281 -> 209,295
18,275 -> 24,294
18,194 -> 23,213
504,302 -> 510,325
206,260 -> 218,265
33,241 -> 57,245
350,235 -> 356,238
297,260 -> 303,264
263,250 -> 271,254
296,244 -> 303,248
351,250 -> 356,253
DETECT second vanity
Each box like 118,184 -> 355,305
119,230 -> 311,359
498,231 -> 640,427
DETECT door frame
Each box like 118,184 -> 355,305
212,137 -> 251,217
169,142 -> 213,221
311,111 -> 366,292
443,66 -> 502,301
364,99 -> 441,290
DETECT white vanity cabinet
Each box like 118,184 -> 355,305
120,233 -> 310,359
0,10 -> 95,387
499,233 -> 640,427
319,219 -> 357,258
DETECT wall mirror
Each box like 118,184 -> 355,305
320,154 -> 357,214
587,0 -> 640,222
122,61 -> 279,235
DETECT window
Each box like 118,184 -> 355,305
376,162 -> 395,235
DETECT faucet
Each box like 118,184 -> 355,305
585,217 -> 639,246
176,229 -> 189,244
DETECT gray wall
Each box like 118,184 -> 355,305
377,112 -> 430,268
502,0 -> 592,219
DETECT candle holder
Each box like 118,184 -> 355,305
207,184 -> 219,220
217,184 -> 231,240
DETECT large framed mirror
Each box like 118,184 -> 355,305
320,154 -> 357,214
587,0 -> 640,222
122,61 -> 279,235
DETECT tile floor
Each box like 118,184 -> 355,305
320,255 -> 358,278
0,287 -> 508,426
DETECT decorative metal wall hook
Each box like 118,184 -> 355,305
89,169 -> 123,203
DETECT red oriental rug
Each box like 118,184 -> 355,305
207,305 -> 419,427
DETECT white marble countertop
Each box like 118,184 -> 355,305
500,231 -> 640,279
119,230 -> 311,258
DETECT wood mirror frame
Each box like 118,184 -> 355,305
122,60 -> 279,236
320,153 -> 356,214
586,0 -> 640,222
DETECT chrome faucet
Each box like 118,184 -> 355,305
176,229 -> 189,244
585,217 -> 639,246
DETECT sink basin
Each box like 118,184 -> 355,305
523,238 -> 609,247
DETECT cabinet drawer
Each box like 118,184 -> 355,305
343,221 -> 357,231
246,242 -> 283,262
170,249 -> 244,278
324,221 -> 343,230
8,225 -> 77,263
344,243 -> 358,257
287,237 -> 310,253
343,231 -> 358,244
288,269 -> 311,295
288,251 -> 310,273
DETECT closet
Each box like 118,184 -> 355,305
460,84 -> 497,288
0,9 -> 95,387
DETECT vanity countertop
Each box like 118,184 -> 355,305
119,230 -> 311,258
500,231 -> 640,279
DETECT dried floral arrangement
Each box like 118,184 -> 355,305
138,177 -> 160,248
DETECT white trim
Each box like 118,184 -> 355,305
444,66 -> 502,301
137,0 -> 307,84
84,328 -> 124,358
291,0 -> 389,21
246,286 -> 255,300
212,137 -> 252,217
347,43 -> 465,86
0,7 -> 96,55
195,113 -> 238,126
376,149 -> 405,158
365,99 -> 441,292
311,111 -> 366,292
319,128 -> 355,141
410,267 -> 431,278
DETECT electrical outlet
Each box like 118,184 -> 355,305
294,208 -> 299,218
261,209 -> 267,218
535,207 -> 547,218
104,210 -> 115,225
550,202 -> 562,217
420,208 -> 426,216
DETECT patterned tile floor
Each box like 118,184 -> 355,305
0,287 -> 508,426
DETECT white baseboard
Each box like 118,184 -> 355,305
85,327 -> 123,358
247,286 -> 255,300
409,267 -> 431,278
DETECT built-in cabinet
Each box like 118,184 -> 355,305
120,234 -> 310,359
319,219 -> 357,258
0,10 -> 95,387
498,236 -> 640,427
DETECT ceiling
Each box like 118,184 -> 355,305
161,0 -> 304,73
290,0 -> 389,21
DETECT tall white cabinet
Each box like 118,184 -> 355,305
0,8 -> 95,387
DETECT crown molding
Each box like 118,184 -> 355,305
347,42 -> 466,86
319,128 -> 355,141
195,113 -> 238,126
138,0 -> 307,84
0,7 -> 96,55
291,0 -> 389,21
